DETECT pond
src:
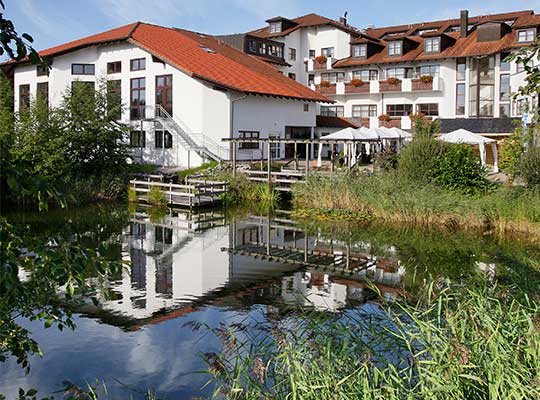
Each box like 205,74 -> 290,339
1,204 -> 540,399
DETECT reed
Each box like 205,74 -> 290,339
292,172 -> 540,241
205,284 -> 540,400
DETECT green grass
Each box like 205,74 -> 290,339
292,172 -> 540,240
205,284 -> 540,400
177,161 -> 218,183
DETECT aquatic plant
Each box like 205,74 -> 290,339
205,284 -> 540,400
127,187 -> 138,203
147,186 -> 167,207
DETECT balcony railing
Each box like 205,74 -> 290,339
345,82 -> 370,94
306,57 -> 335,71
379,80 -> 403,93
315,83 -> 337,95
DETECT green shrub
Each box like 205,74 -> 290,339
147,186 -> 167,207
398,137 -> 448,182
499,132 -> 525,176
177,160 -> 218,183
127,188 -> 138,203
433,143 -> 491,194
519,145 -> 540,187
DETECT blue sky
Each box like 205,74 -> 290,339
4,0 -> 540,58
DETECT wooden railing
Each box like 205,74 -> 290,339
130,179 -> 228,207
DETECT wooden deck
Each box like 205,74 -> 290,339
130,179 -> 228,208
242,169 -> 306,192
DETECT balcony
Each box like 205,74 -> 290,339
379,79 -> 403,93
378,116 -> 412,130
306,57 -> 335,71
411,76 -> 442,92
344,82 -> 371,94
314,83 -> 337,95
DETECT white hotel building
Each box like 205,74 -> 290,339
3,9 -> 539,167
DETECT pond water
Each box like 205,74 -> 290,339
1,204 -> 540,399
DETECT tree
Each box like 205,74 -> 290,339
0,0 -> 41,62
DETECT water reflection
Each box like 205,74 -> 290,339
3,205 -> 539,398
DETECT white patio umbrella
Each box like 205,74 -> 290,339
437,129 -> 498,172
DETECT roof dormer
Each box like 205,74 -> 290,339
421,32 -> 456,53
476,21 -> 511,42
265,17 -> 298,34
387,37 -> 418,57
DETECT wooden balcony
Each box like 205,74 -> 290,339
380,118 -> 402,129
313,61 -> 327,70
315,84 -> 336,95
412,78 -> 433,91
379,80 -> 402,93
345,83 -> 370,94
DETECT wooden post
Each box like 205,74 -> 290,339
294,142 -> 298,170
330,143 -> 335,173
348,143 -> 352,172
232,142 -> 237,177
260,147 -> 264,170
305,142 -> 310,177
267,141 -> 272,189
187,150 -> 191,169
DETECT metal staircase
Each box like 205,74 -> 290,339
154,105 -> 229,162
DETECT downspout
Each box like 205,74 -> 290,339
229,92 -> 248,161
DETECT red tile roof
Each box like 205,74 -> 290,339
335,10 -> 539,68
4,22 -> 331,103
249,13 -> 360,39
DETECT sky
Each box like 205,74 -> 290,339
3,0 -> 540,59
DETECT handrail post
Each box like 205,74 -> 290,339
305,142 -> 310,178
267,141 -> 272,189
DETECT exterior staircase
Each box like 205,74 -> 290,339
154,105 -> 229,162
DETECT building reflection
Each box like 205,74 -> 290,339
86,208 -> 407,328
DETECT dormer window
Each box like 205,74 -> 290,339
424,37 -> 441,53
517,28 -> 536,43
388,41 -> 402,56
352,45 -> 367,58
269,22 -> 281,34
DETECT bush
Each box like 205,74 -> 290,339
433,143 -> 491,194
147,186 -> 167,207
398,137 -> 448,182
499,132 -> 525,176
519,146 -> 540,187
127,188 -> 138,203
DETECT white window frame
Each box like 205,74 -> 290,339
388,41 -> 402,56
269,22 -> 281,34
517,28 -> 536,43
424,37 -> 441,53
353,45 -> 367,58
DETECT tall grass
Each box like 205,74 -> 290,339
217,173 -> 281,211
205,284 -> 540,400
292,172 -> 540,240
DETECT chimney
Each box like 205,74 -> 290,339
460,10 -> 469,37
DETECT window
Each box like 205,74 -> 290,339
500,52 -> 510,72
456,83 -> 466,116
71,80 -> 95,94
238,131 -> 259,149
288,73 -> 296,80
308,74 -> 315,85
106,80 -> 122,120
320,106 -> 344,117
386,104 -> 412,117
320,72 -> 345,83
352,45 -> 367,58
289,48 -> 296,61
416,65 -> 440,77
19,84 -> 30,109
517,28 -> 536,43
36,82 -> 48,106
416,103 -> 439,116
499,74 -> 511,102
130,130 -> 145,147
353,70 -> 378,81
303,104 -> 309,112
155,74 -> 173,116
130,77 -> 146,120
269,22 -> 281,34
386,68 -> 413,79
71,63 -> 95,75
36,64 -> 49,76
424,37 -> 440,53
107,61 -> 122,74
388,41 -> 402,56
456,58 -> 466,81
309,49 -> 316,59
321,47 -> 334,58
130,58 -> 146,71
352,105 -> 377,118
469,55 -> 495,117
155,130 -> 173,149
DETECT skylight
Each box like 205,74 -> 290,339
199,46 -> 216,54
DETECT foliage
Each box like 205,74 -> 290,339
177,160 -> 218,183
432,143 -> 491,194
206,285 -> 540,400
314,55 -> 327,64
397,136 -> 447,182
3,80 -> 129,204
292,172 -> 540,238
319,80 -> 331,88
0,0 -> 41,63
411,116 -> 440,139
499,130 -> 526,176
147,186 -> 167,207
127,187 -> 138,203
386,77 -> 401,85
349,78 -> 364,87
419,74 -> 434,83
377,114 -> 391,122
215,173 -> 281,211
519,145 -> 540,187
